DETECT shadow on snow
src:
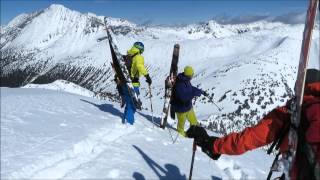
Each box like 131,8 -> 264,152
137,112 -> 161,128
137,112 -> 178,131
80,99 -> 123,119
132,145 -> 222,180
132,145 -> 186,180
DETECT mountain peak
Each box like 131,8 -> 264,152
46,4 -> 74,15
48,4 -> 68,11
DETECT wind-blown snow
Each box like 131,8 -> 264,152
1,88 -> 274,179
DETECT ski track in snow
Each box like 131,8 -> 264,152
7,112 -> 138,179
1,87 -> 274,179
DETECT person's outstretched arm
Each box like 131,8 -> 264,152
213,107 -> 290,155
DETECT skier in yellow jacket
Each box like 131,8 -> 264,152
122,42 -> 152,125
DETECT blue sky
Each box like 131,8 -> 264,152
1,0 -> 309,26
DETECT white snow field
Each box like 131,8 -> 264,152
1,87 -> 273,179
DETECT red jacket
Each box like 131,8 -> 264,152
213,82 -> 320,164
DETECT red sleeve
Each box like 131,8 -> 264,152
213,107 -> 290,155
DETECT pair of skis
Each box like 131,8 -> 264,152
103,18 -> 142,110
160,44 -> 180,129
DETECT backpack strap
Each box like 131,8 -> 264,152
267,106 -> 291,155
130,52 -> 140,78
124,52 -> 139,80
267,122 -> 290,154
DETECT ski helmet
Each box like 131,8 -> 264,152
184,66 -> 194,77
133,42 -> 144,54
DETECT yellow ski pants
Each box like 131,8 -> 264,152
176,108 -> 198,137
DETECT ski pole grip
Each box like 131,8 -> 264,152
192,140 -> 197,151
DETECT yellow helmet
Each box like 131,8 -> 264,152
184,66 -> 194,77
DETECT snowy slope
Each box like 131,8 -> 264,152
1,4 -> 319,135
1,87 -> 274,179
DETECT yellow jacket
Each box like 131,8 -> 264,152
127,46 -> 148,86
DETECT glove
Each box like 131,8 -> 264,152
165,76 -> 174,88
186,126 -> 221,160
202,90 -> 209,97
145,74 -> 152,85
193,87 -> 202,97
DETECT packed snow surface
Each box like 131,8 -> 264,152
1,87 -> 273,179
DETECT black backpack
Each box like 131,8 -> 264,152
123,53 -> 139,82
123,53 -> 139,75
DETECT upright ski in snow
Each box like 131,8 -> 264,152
287,0 -> 318,178
104,17 -> 142,110
160,44 -> 180,129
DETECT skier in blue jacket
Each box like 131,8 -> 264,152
171,66 -> 207,137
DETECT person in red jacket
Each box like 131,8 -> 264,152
186,68 -> 320,179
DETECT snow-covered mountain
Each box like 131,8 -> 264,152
1,4 -> 319,135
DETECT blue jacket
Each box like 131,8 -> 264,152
171,73 -> 203,113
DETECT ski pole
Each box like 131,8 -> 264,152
148,85 -> 155,128
189,140 -> 197,180
203,93 -> 222,111
212,101 -> 222,112
266,152 -> 281,180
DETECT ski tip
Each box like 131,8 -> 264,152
174,44 -> 180,48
